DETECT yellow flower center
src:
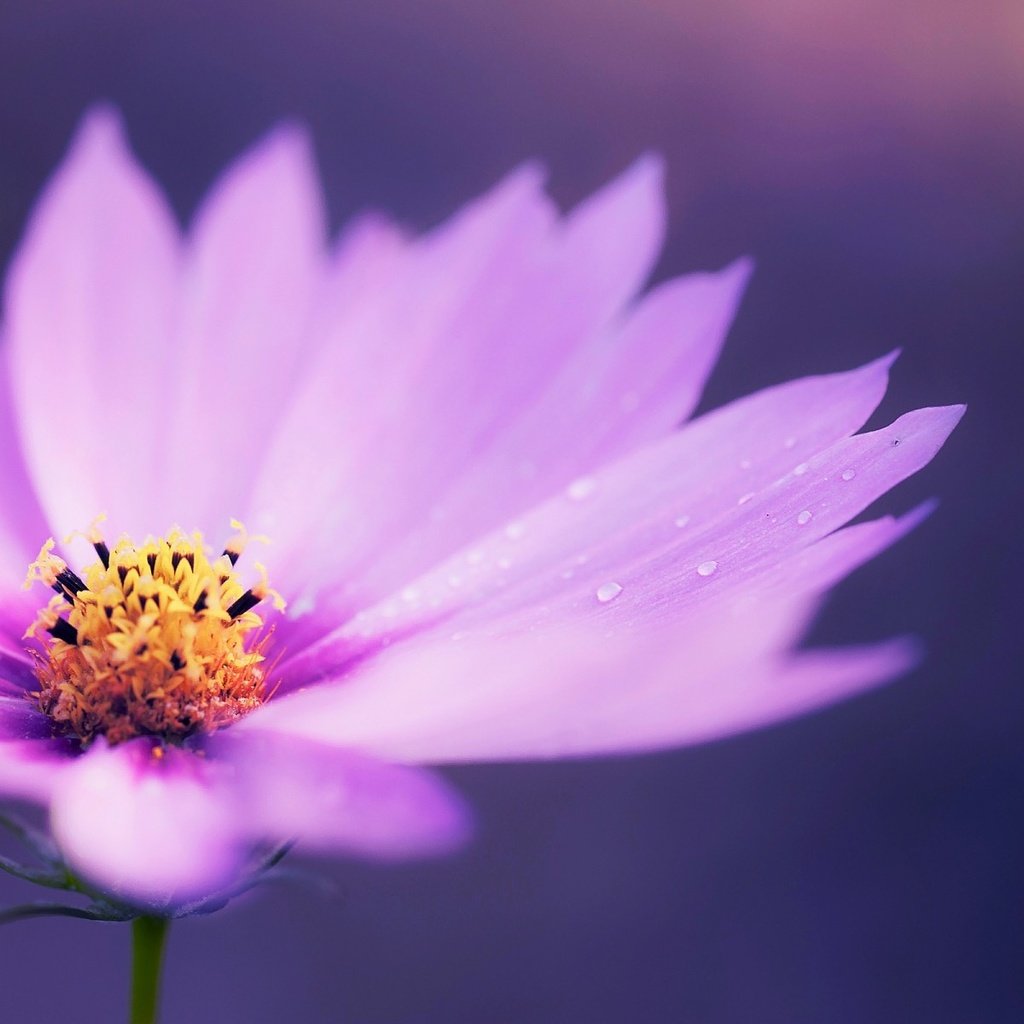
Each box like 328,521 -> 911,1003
24,519 -> 284,746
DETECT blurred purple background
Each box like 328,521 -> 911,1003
0,2 -> 1021,1021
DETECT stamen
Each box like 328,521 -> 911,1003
54,567 -> 87,599
227,589 -> 260,619
93,541 -> 111,569
47,618 -> 78,645
25,523 -> 284,746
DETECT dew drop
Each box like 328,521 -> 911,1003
793,462 -> 809,477
697,560 -> 718,577
400,586 -> 420,603
289,593 -> 316,618
596,581 -> 623,603
504,521 -> 526,541
674,515 -> 691,528
566,477 -> 597,501
841,469 -> 856,481
797,510 -> 813,525
738,492 -> 755,506
784,437 -> 797,450
466,548 -> 484,565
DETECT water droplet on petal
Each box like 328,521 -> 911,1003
674,515 -> 691,528
793,462 -> 809,476
784,437 -> 797,450
400,586 -> 420,603
466,549 -> 484,565
738,492 -> 755,506
566,477 -> 597,501
595,581 -> 623,603
697,560 -> 718,577
841,469 -> 856,481
504,521 -> 526,541
797,510 -> 813,525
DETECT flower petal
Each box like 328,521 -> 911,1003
50,739 -> 242,907
0,739 -> 69,802
210,730 -> 471,860
0,650 -> 36,695
0,354 -> 48,577
244,596 -> 915,762
283,354 -> 898,672
250,160 -> 687,605
0,697 -> 52,740
3,107 -> 182,542
160,125 -> 328,536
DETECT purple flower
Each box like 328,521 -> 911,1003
0,109 -> 962,909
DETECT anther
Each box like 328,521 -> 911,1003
170,651 -> 185,670
53,568 -> 87,602
93,540 -> 110,569
226,589 -> 261,619
47,618 -> 78,645
193,589 -> 208,613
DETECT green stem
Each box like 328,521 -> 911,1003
130,916 -> 170,1024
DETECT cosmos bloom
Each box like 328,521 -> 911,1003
0,109 -> 961,909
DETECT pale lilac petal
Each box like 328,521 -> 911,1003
0,587 -> 38,655
0,355 -> 48,577
160,126 -> 328,536
375,401 -> 959,643
755,501 -> 936,598
245,595 -> 915,762
0,740 -> 70,803
210,730 -> 471,860
529,405 -> 963,631
284,355 -> 897,674
3,107 -> 181,542
250,160 -> 672,603
50,740 -> 242,906
341,257 -> 753,609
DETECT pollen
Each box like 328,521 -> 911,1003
24,520 -> 285,746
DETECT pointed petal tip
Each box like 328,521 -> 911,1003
254,120 -> 316,166
881,634 -> 925,675
69,104 -> 130,161
632,151 -> 666,185
495,159 -> 548,198
724,254 -> 755,286
902,496 -> 940,528
877,347 -> 902,370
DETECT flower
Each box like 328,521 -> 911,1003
0,108 -> 962,910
